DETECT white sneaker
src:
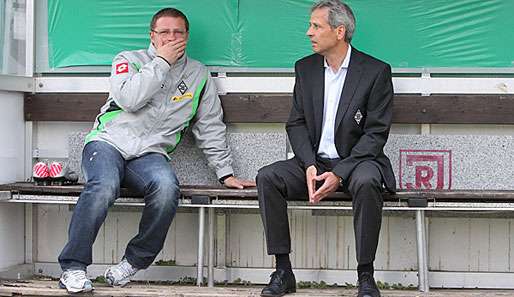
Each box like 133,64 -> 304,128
59,269 -> 94,293
104,258 -> 140,287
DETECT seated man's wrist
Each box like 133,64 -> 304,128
156,55 -> 171,66
218,174 -> 234,185
335,174 -> 343,187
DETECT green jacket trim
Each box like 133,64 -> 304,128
166,76 -> 208,154
85,110 -> 123,144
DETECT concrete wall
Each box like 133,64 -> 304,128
0,203 -> 24,270
0,91 -> 24,183
0,90 -> 25,270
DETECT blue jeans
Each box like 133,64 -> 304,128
58,141 -> 180,271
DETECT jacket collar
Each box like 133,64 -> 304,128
313,46 -> 360,140
334,46 -> 364,131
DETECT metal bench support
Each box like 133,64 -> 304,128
196,206 -> 205,286
415,209 -> 429,292
208,208 -> 215,287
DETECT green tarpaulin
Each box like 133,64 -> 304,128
48,0 -> 514,69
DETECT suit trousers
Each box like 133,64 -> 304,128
257,157 -> 383,265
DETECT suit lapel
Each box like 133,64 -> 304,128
312,54 -> 325,142
335,48 -> 363,132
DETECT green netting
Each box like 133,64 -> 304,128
48,0 -> 514,69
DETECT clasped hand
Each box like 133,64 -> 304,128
306,165 -> 340,204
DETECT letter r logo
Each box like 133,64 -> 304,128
400,150 -> 452,190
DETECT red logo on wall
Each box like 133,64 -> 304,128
399,150 -> 452,190
115,62 -> 129,74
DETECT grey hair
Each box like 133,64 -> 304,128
311,0 -> 356,43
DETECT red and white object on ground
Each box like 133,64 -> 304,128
33,161 -> 50,186
49,161 -> 64,178
33,161 -> 49,179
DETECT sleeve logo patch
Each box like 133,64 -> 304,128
115,62 -> 129,74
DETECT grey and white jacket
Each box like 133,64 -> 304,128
86,44 -> 233,178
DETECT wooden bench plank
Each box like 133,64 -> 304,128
23,93 -> 292,123
393,94 -> 514,124
3,183 -> 514,203
24,93 -> 514,124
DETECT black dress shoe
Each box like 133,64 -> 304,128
260,269 -> 296,297
357,272 -> 381,297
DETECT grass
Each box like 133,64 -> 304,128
376,281 -> 416,290
297,280 -> 338,289
92,275 -> 107,284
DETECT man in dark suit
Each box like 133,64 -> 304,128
257,1 -> 395,296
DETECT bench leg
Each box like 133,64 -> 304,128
208,208 -> 215,287
415,209 -> 429,292
25,204 -> 34,264
197,206 -> 205,286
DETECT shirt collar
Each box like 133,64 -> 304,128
324,45 -> 352,70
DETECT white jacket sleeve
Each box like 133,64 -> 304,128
191,72 -> 234,179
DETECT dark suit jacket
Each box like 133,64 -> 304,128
286,47 -> 396,192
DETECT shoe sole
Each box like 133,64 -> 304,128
107,281 -> 130,288
260,288 -> 296,297
58,280 -> 94,293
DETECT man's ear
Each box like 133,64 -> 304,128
337,25 -> 346,41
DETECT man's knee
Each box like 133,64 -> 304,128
256,163 -> 279,185
82,179 -> 120,207
348,163 -> 382,194
147,175 -> 180,207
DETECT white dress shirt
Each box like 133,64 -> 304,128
317,46 -> 352,159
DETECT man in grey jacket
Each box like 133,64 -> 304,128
57,8 -> 255,293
